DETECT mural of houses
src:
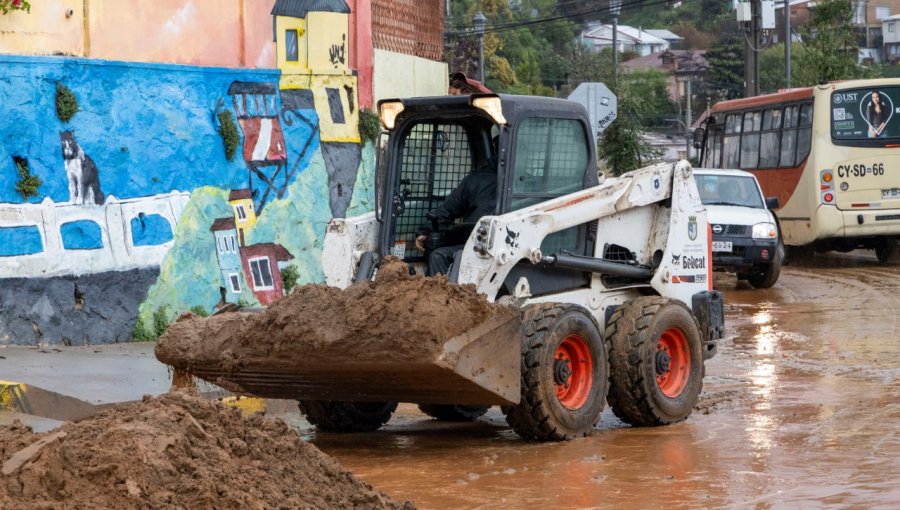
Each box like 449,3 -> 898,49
240,242 -> 294,306
210,217 -> 244,305
211,188 -> 294,307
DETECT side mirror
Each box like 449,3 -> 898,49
765,196 -> 779,210
692,128 -> 704,150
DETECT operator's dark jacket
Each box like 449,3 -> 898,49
417,167 -> 497,239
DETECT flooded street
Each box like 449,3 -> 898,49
307,251 -> 900,509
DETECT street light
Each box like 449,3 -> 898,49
473,11 -> 487,83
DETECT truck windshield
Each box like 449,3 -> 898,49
695,174 -> 765,209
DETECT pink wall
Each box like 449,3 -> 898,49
88,0 -> 275,68
348,0 -> 374,109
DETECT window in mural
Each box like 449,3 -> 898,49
0,225 -> 43,257
229,273 -> 242,293
60,220 -> 104,250
249,257 -> 274,290
286,30 -> 299,62
130,213 -> 174,247
236,205 -> 247,220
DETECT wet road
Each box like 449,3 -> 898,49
305,251 -> 900,509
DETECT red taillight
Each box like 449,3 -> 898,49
824,193 -> 834,203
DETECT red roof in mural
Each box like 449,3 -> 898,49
229,189 -> 253,201
210,217 -> 236,232
240,242 -> 294,262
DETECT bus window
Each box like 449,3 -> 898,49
759,109 -> 782,168
723,114 -> 741,167
740,111 -> 761,168
780,105 -> 799,167
797,103 -> 813,163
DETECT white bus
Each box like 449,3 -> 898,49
697,79 -> 900,262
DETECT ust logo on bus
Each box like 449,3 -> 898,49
837,162 -> 885,178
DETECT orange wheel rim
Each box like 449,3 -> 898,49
554,334 -> 594,409
656,327 -> 690,398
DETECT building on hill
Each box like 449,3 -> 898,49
621,50 -> 709,103
579,24 -> 671,56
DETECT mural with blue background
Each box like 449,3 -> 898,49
0,54 -> 373,345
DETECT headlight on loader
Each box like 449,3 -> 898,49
752,222 -> 777,239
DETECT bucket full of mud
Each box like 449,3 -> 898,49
155,258 -> 522,406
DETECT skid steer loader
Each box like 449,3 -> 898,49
165,93 -> 724,441
308,94 -> 724,440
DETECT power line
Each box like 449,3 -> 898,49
448,0 -> 687,37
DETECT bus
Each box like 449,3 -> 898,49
696,79 -> 900,262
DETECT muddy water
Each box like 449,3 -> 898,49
307,251 -> 900,509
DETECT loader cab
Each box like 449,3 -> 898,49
377,94 -> 598,297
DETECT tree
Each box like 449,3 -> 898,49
598,70 -> 670,175
705,27 -> 745,100
795,0 -> 863,84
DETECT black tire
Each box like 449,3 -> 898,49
607,296 -> 704,427
783,244 -> 814,266
502,303 -> 609,441
875,239 -> 898,264
747,240 -> 783,288
298,400 -> 397,433
417,404 -> 489,422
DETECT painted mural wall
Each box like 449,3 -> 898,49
0,0 -> 276,68
0,2 -> 373,345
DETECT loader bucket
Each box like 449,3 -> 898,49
160,313 -> 521,407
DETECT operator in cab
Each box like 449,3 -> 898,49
415,135 -> 498,276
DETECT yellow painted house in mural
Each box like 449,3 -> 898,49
273,0 -> 360,144
228,188 -> 257,243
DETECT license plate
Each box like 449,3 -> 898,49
712,241 -> 732,252
882,188 -> 900,199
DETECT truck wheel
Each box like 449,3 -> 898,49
747,241 -> 783,288
607,297 -> 704,427
417,404 -> 489,422
875,239 -> 897,264
298,400 -> 397,432
503,304 -> 609,441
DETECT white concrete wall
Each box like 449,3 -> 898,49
372,49 -> 449,103
0,191 -> 190,278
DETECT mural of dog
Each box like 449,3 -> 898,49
60,130 -> 104,205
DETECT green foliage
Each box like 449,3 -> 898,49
217,109 -> 240,161
55,83 -> 78,123
188,305 -> 209,318
0,0 -> 30,15
132,316 -> 155,342
152,306 -> 170,338
13,157 -> 41,199
794,0 -> 864,85
358,108 -> 380,144
598,71 -> 669,175
280,264 -> 300,293
705,28 -> 745,101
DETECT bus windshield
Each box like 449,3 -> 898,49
831,86 -> 900,144
696,174 -> 765,209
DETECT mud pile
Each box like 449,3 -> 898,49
156,256 -> 518,372
0,391 -> 413,509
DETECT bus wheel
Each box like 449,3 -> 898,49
875,239 -> 898,264
784,244 -> 814,266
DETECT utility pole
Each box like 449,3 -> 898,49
473,11 -> 487,83
784,0 -> 791,88
611,0 -> 622,88
743,0 -> 761,97
444,0 -> 453,56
